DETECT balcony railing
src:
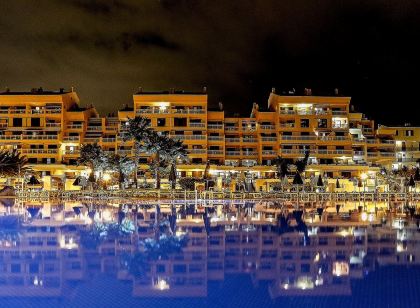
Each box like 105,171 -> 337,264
101,138 -> 116,143
262,150 -> 277,155
87,126 -> 103,131
242,138 -> 257,143
260,125 -> 275,130
188,149 -> 206,154
67,124 -> 83,129
83,137 -> 100,143
279,123 -> 295,128
208,124 -> 223,129
208,136 -> 224,141
332,110 -> 347,116
117,149 -> 133,155
317,150 -> 352,155
63,136 -> 80,142
226,151 -> 241,156
9,109 -> 26,114
281,149 -> 307,154
242,151 -> 258,156
281,136 -> 317,141
189,123 -> 205,128
22,135 -> 58,140
353,151 -> 365,156
63,150 -> 80,155
332,124 -> 349,129
21,149 -> 58,154
225,138 -> 240,143
45,108 -> 62,114
171,135 -> 206,140
188,109 -> 205,114
45,123 -> 61,128
261,137 -> 277,142
208,150 -> 224,155
225,126 -> 239,131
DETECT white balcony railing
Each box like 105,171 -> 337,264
225,138 -> 240,143
22,135 -> 58,140
261,137 -> 277,142
208,150 -> 223,155
21,149 -> 58,154
262,150 -> 277,156
208,124 -> 223,129
67,124 -> 83,129
171,135 -> 206,140
188,149 -> 206,154
189,123 -> 205,128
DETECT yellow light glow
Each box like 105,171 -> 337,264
361,173 -> 368,180
361,212 -> 368,221
155,278 -> 170,290
103,173 -> 111,181
332,262 -> 349,276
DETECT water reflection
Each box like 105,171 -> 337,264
0,199 -> 419,303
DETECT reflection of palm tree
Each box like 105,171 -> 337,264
273,156 -> 289,179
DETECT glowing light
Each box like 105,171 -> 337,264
333,262 -> 349,276
103,173 -> 111,181
361,212 -> 368,222
155,278 -> 170,290
102,209 -> 112,221
396,243 -> 405,252
361,173 -> 368,180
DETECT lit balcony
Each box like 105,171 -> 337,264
208,150 -> 224,155
208,124 -> 223,130
262,150 -> 277,156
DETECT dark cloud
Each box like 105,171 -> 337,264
0,0 -> 419,125
66,0 -> 139,15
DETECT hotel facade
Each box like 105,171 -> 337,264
0,87 -> 417,190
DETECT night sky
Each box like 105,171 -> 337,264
1,0 -> 419,125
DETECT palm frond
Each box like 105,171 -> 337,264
0,149 -> 30,177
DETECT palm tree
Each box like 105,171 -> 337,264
274,156 -> 289,179
0,149 -> 30,178
77,143 -> 105,184
106,154 -> 135,189
165,138 -> 188,189
293,150 -> 310,188
124,116 -> 152,188
142,131 -> 171,189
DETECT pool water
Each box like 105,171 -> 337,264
0,200 -> 419,307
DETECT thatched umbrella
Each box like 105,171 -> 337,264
408,175 -> 416,188
414,168 -> 420,182
293,172 -> 304,185
73,176 -> 82,186
316,174 -> 324,187
72,206 -> 83,216
27,175 -> 40,185
27,207 -> 41,218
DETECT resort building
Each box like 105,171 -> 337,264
0,87 -> 416,190
377,125 -> 420,170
